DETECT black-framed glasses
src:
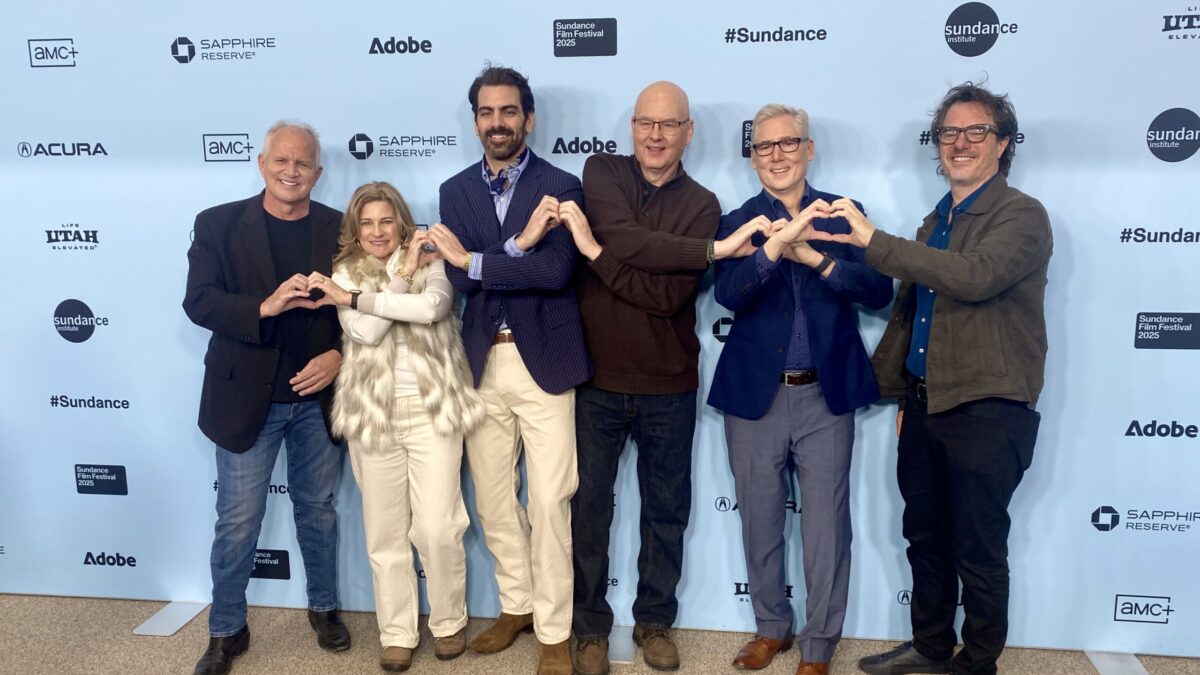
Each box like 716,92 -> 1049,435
632,117 -> 690,135
934,124 -> 1001,144
751,136 -> 809,156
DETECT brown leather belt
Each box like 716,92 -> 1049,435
781,370 -> 818,386
493,330 -> 515,344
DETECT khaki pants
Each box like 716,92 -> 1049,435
466,343 -> 578,643
348,395 -> 469,648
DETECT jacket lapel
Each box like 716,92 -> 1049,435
462,162 -> 503,247
239,194 -> 277,293
502,152 -> 543,238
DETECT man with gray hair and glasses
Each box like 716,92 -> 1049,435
708,103 -> 892,675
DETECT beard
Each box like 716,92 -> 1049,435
483,126 -> 526,163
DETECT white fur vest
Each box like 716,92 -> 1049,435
330,252 -> 484,448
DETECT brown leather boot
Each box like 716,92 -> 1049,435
434,627 -> 466,660
468,613 -> 534,654
379,646 -> 412,672
537,639 -> 573,675
633,625 -> 680,671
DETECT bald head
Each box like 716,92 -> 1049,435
630,81 -> 694,186
634,81 -> 690,121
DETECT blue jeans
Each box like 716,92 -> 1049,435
209,401 -> 343,636
571,385 -> 697,639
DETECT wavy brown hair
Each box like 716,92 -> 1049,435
333,181 -> 418,268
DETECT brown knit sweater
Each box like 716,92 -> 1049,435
577,153 -> 721,394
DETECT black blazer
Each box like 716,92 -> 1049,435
183,192 -> 343,452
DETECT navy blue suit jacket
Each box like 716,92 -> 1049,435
438,151 -> 592,395
707,187 -> 894,419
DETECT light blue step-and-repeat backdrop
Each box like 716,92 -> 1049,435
2,0 -> 1198,657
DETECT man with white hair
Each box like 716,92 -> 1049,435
184,121 -> 349,675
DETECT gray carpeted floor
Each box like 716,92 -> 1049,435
0,595 -> 1196,674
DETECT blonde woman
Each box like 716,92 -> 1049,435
309,181 -> 483,672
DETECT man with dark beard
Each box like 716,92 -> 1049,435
429,65 -> 590,675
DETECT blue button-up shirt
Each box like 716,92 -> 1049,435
905,177 -> 994,378
750,184 -> 847,370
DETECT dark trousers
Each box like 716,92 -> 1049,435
571,385 -> 697,639
899,385 -> 1039,675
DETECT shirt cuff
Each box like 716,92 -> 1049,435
821,261 -> 846,291
504,235 -> 526,257
467,252 -> 483,281
754,247 -> 779,281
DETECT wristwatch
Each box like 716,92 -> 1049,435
349,290 -> 362,310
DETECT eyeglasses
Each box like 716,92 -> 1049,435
934,124 -> 1001,144
632,117 -> 690,135
751,136 -> 809,156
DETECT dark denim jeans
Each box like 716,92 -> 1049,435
571,385 -> 697,639
209,401 -> 343,636
899,387 -> 1039,675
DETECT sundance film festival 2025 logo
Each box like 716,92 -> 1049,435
251,549 -> 291,579
1134,312 -> 1200,349
171,36 -> 276,64
348,132 -> 456,160
1146,108 -> 1200,162
1115,595 -> 1174,624
368,35 -> 432,54
553,19 -> 617,57
203,133 -> 254,162
53,299 -> 108,343
1162,6 -> 1200,40
28,38 -> 77,67
76,464 -> 128,495
17,141 -> 107,158
944,3 -> 1018,56
46,223 -> 99,251
1092,505 -> 1199,534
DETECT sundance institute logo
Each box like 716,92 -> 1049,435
944,2 -> 1018,57
1147,108 -> 1200,162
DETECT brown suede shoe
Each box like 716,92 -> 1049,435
469,612 -> 534,654
434,628 -> 466,660
574,638 -> 610,675
732,635 -> 794,670
537,639 -> 573,675
379,646 -> 412,672
795,661 -> 829,675
632,625 -> 680,671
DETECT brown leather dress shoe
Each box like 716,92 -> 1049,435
537,638 -> 573,675
468,612 -> 534,654
732,635 -> 794,670
434,627 -> 466,660
794,661 -> 829,675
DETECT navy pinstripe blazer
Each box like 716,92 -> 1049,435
438,150 -> 592,395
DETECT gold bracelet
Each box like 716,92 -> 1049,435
398,270 -> 414,284
462,252 -> 472,271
